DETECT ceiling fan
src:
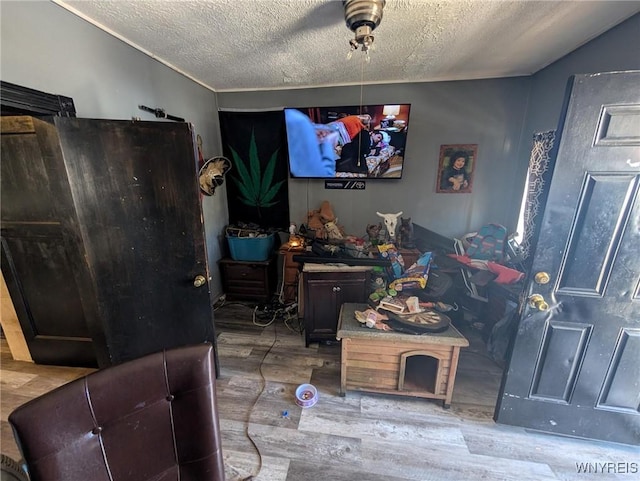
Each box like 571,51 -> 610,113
343,0 -> 386,56
283,0 -> 386,57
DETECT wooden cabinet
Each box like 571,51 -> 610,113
219,258 -> 276,303
302,265 -> 369,346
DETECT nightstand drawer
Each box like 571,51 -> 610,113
224,262 -> 269,282
219,258 -> 276,302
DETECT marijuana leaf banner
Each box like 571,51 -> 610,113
219,110 -> 290,229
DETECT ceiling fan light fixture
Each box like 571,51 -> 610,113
344,0 -> 385,60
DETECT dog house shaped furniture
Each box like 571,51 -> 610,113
337,303 -> 469,408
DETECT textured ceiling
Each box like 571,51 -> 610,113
56,0 -> 640,92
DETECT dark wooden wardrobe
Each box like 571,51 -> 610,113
1,116 -> 218,370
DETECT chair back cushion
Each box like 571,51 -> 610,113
9,343 -> 225,481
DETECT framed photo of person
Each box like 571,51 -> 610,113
436,144 -> 477,193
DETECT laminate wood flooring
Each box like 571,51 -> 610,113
1,302 -> 637,480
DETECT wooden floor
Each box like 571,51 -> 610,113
1,302 -> 637,480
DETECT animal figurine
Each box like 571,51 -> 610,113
366,222 -> 383,245
399,217 -> 415,249
376,211 -> 403,242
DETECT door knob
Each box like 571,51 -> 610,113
534,271 -> 551,285
193,275 -> 207,288
528,294 -> 549,311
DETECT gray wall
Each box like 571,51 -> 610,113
512,13 -> 640,201
218,78 -> 531,239
0,0 -> 227,298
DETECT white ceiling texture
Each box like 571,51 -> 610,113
55,0 -> 640,92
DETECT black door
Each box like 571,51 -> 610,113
1,116 -> 99,366
55,118 -> 217,368
1,117 -> 218,370
496,72 -> 640,445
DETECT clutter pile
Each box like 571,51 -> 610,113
225,223 -> 279,262
363,246 -> 457,334
296,201 -> 416,258
448,223 -> 525,285
291,201 -> 457,334
292,203 -> 524,338
225,222 -> 276,239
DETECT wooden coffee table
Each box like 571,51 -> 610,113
336,303 -> 469,408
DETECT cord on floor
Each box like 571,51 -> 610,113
252,300 -> 302,334
242,320 -> 278,480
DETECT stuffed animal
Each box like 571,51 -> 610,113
324,220 -> 344,240
319,200 -> 336,223
307,201 -> 343,240
307,209 -> 326,239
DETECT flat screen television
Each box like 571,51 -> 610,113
284,104 -> 411,179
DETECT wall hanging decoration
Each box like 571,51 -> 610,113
137,104 -> 184,122
198,156 -> 232,196
219,110 -> 290,228
436,144 -> 478,193
520,130 -> 556,268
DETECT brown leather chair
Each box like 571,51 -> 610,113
9,343 -> 225,481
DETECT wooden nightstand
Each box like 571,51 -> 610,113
218,257 -> 276,303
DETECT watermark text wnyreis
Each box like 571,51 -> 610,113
576,462 -> 638,474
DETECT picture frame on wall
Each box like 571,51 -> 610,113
436,144 -> 478,193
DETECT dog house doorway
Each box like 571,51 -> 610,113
398,350 -> 443,395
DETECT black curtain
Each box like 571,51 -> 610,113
218,110 -> 290,229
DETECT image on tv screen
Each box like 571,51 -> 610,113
284,104 -> 411,179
